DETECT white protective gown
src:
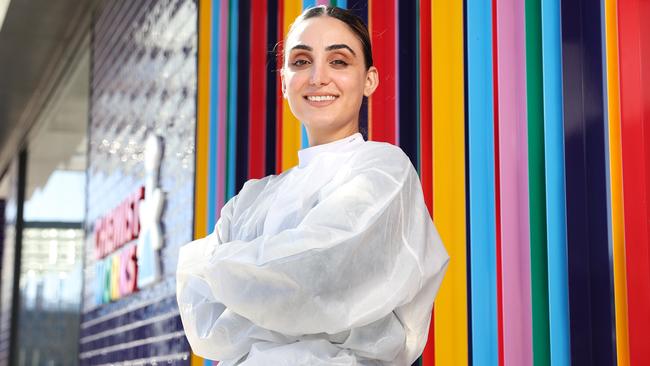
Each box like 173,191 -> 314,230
176,133 -> 449,365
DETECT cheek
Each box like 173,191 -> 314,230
336,73 -> 365,94
286,71 -> 307,92
335,74 -> 366,105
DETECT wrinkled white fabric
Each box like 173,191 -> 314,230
177,133 -> 449,365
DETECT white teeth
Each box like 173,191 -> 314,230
307,95 -> 337,102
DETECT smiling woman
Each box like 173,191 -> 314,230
281,7 -> 378,146
176,5 -> 449,366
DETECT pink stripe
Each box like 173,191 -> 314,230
217,0 -> 229,213
496,0 -> 533,364
316,0 -> 329,5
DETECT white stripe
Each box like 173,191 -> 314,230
79,331 -> 185,359
80,311 -> 180,344
92,352 -> 190,366
81,293 -> 175,329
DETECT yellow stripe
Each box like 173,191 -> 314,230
281,0 -> 303,171
194,0 -> 211,241
432,0 -> 468,365
190,353 -> 204,366
605,1 -> 630,365
192,1 -> 211,364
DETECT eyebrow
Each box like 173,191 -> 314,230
290,43 -> 357,56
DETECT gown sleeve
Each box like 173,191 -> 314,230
177,146 -> 449,363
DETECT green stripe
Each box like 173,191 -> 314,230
525,0 -> 551,365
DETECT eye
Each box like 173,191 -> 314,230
292,59 -> 310,67
330,59 -> 348,66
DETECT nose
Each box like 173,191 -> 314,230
309,61 -> 330,86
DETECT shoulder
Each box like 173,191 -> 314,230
222,174 -> 277,214
352,141 -> 415,176
237,174 -> 278,201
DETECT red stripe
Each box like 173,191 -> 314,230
276,0 -> 284,174
618,0 -> 650,364
249,0 -> 268,179
419,0 -> 433,216
492,0 -> 504,364
420,0 -> 434,362
369,0 -> 397,144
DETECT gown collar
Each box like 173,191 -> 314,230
298,132 -> 364,168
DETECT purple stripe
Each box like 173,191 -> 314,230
496,0 -> 533,364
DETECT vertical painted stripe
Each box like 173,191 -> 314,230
431,0 -> 468,364
226,0 -> 239,198
249,0 -> 268,179
281,0 -> 303,171
618,0 -> 650,364
524,0 -> 551,364
540,0 -> 571,363
463,4 -> 472,361
413,3 -> 422,365
467,0 -> 497,364
236,0 -> 251,192
276,0 -> 285,174
561,1 -> 616,364
301,124 -> 310,148
266,0 -> 279,176
398,1 -> 418,165
491,1 -> 505,363
368,0 -> 397,144
194,4 -> 211,364
194,0 -> 210,242
347,1 -> 368,139
604,0 -> 629,364
207,0 -> 221,231
218,0 -> 230,210
302,1 -> 315,13
418,0 -> 432,215
496,0 -> 533,364
418,0 -> 434,364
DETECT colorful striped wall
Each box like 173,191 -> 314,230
191,0 -> 650,365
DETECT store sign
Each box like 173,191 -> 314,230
94,134 -> 165,305
93,188 -> 143,304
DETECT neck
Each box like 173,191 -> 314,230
307,123 -> 359,147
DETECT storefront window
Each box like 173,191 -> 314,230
16,51 -> 88,366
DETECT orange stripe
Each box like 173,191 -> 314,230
191,1 -> 211,363
605,0 -> 630,364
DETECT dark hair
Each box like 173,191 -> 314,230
285,5 -> 373,70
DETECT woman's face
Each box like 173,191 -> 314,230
282,16 -> 378,145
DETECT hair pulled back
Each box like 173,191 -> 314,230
285,5 -> 373,70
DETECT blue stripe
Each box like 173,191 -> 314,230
301,125 -> 310,148
207,0 -> 221,231
338,0 -> 347,8
540,0 -> 571,364
226,0 -> 239,199
467,0 -> 498,364
303,0 -> 316,8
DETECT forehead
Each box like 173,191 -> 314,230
286,16 -> 362,51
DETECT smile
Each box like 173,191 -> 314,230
305,95 -> 338,102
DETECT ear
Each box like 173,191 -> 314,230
281,68 -> 287,99
363,66 -> 379,97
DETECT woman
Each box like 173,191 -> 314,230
177,6 -> 449,365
